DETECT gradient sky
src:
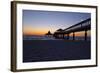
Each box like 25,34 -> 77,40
23,10 -> 91,36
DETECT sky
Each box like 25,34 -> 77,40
23,10 -> 91,36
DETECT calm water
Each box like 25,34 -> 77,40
23,35 -> 91,40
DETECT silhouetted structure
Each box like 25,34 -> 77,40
53,29 -> 64,39
53,18 -> 91,40
45,31 -> 52,37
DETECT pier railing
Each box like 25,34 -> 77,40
53,18 -> 91,40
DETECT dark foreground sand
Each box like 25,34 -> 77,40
23,40 -> 91,62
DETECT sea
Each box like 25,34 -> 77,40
23,35 -> 91,41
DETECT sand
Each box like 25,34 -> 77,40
23,40 -> 91,62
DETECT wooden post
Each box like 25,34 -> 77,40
85,30 -> 87,40
62,34 -> 64,39
67,34 -> 69,40
73,32 -> 75,40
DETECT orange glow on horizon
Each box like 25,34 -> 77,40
68,31 -> 91,37
23,26 -> 51,36
23,26 -> 91,36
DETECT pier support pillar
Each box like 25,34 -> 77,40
85,30 -> 87,40
62,34 -> 65,39
73,32 -> 75,40
67,34 -> 69,40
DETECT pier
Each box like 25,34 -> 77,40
53,18 -> 91,40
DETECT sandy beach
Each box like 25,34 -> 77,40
23,40 -> 91,62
